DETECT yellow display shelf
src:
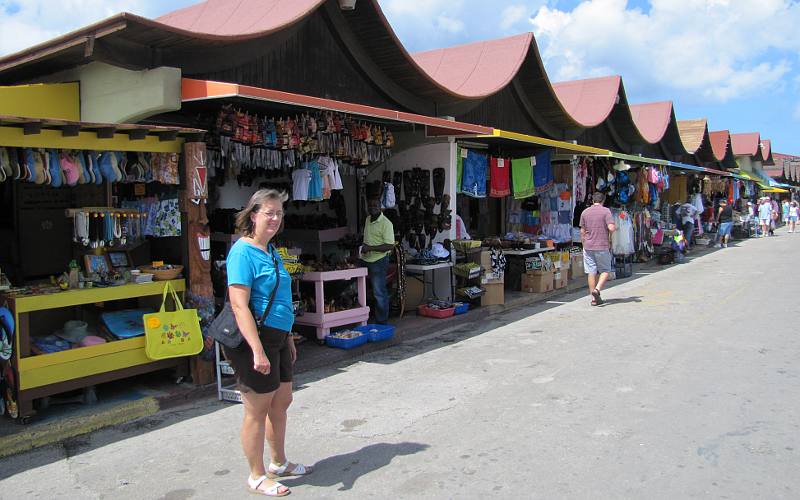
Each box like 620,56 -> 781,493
20,342 -> 152,390
5,279 -> 188,413
20,337 -> 145,371
12,279 -> 185,313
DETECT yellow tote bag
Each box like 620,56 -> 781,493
143,282 -> 203,360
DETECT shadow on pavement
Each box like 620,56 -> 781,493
597,296 -> 644,307
281,442 -> 429,491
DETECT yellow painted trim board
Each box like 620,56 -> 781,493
477,129 -> 610,155
19,348 -> 155,389
13,279 -> 185,312
0,83 -> 79,120
20,337 -> 145,371
604,151 -> 670,166
0,397 -> 159,459
0,126 -> 184,153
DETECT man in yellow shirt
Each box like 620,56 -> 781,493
361,198 -> 395,324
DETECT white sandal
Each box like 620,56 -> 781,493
268,461 -> 313,478
247,475 -> 290,497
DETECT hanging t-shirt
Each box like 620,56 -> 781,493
489,156 -> 511,198
307,160 -> 323,201
461,150 -> 487,198
318,155 -> 343,190
511,157 -> 535,199
534,150 -> 554,194
292,168 -> 311,201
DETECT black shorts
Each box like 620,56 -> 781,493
223,326 -> 292,394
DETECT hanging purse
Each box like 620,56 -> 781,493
207,250 -> 281,349
143,282 -> 203,360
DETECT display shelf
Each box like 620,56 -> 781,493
405,261 -> 455,302
502,247 -> 555,256
294,267 -> 369,340
281,227 -> 350,257
3,279 -> 188,419
10,280 -> 185,313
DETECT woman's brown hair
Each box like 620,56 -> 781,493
235,188 -> 289,236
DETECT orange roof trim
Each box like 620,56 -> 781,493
181,78 -> 493,135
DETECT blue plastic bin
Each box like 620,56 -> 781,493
453,302 -> 469,315
354,324 -> 395,343
325,332 -> 368,349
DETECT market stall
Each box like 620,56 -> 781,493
0,112 -> 205,420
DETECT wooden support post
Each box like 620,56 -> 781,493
182,142 -> 214,385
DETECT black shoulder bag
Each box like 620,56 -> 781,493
208,250 -> 280,349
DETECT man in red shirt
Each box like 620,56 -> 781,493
579,192 -> 617,305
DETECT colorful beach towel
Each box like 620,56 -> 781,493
534,149 -> 553,194
511,157 -> 535,199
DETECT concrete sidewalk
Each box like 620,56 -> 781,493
0,240 -> 722,458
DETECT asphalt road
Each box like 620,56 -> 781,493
2,229 -> 799,499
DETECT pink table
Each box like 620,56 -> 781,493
294,267 -> 370,340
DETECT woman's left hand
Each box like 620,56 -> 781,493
288,336 -> 297,365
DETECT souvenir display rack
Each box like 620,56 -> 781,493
4,279 -> 186,420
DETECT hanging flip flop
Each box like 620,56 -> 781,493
47,149 -> 63,187
91,152 -> 104,184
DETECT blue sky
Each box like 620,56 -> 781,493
0,0 -> 797,155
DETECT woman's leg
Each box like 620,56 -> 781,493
241,391 -> 275,478
266,381 -> 293,465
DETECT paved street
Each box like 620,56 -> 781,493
2,229 -> 799,499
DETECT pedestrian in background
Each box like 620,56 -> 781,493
782,199 -> 790,224
758,198 -> 772,237
769,197 -> 779,236
788,201 -> 799,233
716,199 -> 733,248
679,199 -> 699,249
580,191 -> 616,306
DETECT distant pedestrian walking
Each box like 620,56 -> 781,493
579,192 -> 616,306
716,199 -> 733,248
788,201 -> 798,233
758,198 -> 773,237
679,200 -> 699,249
769,197 -> 779,236
782,199 -> 790,224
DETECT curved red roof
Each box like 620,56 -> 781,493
552,76 -> 620,128
709,130 -> 732,161
629,102 -> 673,144
413,33 -> 533,98
156,0 -> 325,38
761,139 -> 773,165
731,132 -> 760,156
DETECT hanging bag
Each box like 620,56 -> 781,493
206,250 -> 281,349
143,282 -> 203,360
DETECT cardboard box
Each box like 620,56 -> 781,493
405,277 -> 424,308
481,281 -> 504,306
471,250 -> 492,270
569,255 -> 585,279
521,269 -> 554,293
553,272 -> 569,289
481,271 -> 504,284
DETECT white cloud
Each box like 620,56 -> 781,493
436,15 -> 465,34
500,5 -> 529,30
530,0 -> 800,103
0,0 -> 194,57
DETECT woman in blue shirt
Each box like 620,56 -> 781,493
226,188 -> 312,496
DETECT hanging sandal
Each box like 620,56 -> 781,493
591,288 -> 603,306
247,475 -> 290,497
268,461 -> 314,478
